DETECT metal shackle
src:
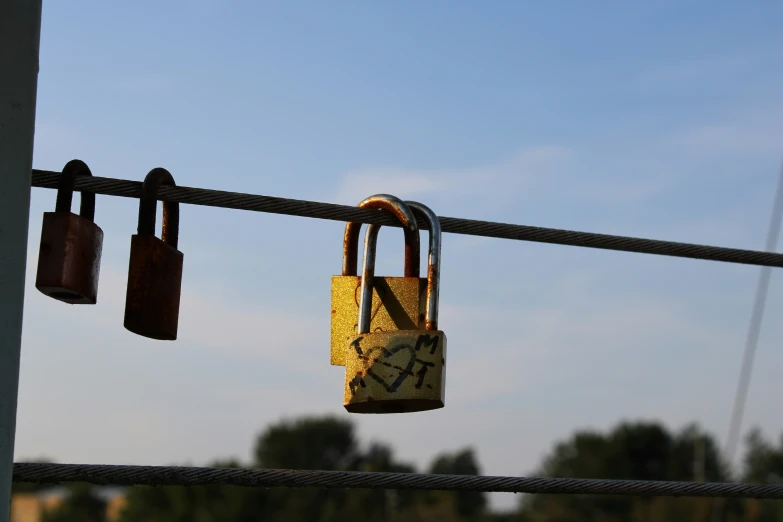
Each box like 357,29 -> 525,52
405,201 -> 441,331
342,194 -> 420,278
55,159 -> 96,221
137,168 -> 179,249
357,198 -> 427,335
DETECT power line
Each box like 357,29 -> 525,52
711,157 -> 783,521
724,158 -> 783,462
13,463 -> 783,499
30,170 -> 783,268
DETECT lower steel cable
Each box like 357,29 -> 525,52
12,463 -> 783,499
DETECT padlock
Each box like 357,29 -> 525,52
344,200 -> 445,414
123,168 -> 184,341
35,159 -> 104,304
330,194 -> 426,366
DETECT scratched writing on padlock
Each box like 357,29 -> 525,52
343,329 -> 447,414
347,333 -> 441,395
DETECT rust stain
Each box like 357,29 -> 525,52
341,196 -> 420,277
425,263 -> 438,330
124,235 -> 183,341
35,212 -> 104,305
137,168 -> 179,249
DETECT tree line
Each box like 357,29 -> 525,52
13,415 -> 783,522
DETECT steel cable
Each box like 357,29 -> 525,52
12,463 -> 783,499
30,170 -> 783,268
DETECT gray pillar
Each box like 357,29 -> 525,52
0,1 -> 43,520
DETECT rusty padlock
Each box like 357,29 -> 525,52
330,194 -> 426,366
123,168 -> 184,341
344,200 -> 445,414
35,159 -> 104,304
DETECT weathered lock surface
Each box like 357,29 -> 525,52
331,277 -> 426,363
124,168 -> 183,341
330,194 -> 425,366
344,201 -> 446,414
345,329 -> 446,414
35,159 -> 104,304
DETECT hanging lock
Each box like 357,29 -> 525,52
344,201 -> 445,414
330,194 -> 426,366
124,168 -> 184,340
35,159 -> 104,304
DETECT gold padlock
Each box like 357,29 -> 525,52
344,200 -> 445,414
330,194 -> 426,366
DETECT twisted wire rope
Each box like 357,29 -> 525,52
31,170 -> 783,268
12,463 -> 783,499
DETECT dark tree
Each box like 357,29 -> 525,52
740,428 -> 783,522
254,416 -> 359,471
520,421 -> 733,522
426,448 -> 486,520
118,459 -> 270,522
42,483 -> 107,522
118,415 -> 419,522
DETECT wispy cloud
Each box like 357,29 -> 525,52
439,292 -> 729,405
61,264 -> 325,371
16,253 -> 333,467
332,145 -> 573,207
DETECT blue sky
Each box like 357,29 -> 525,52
15,1 -> 783,511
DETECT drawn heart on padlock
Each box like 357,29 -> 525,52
360,343 -> 416,393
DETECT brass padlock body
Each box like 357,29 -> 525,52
124,235 -> 183,340
35,212 -> 103,304
330,275 -> 426,365
344,330 -> 446,413
330,194 -> 422,366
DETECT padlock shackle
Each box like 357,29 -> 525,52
405,201 -> 441,331
356,222 -> 382,335
342,194 -> 420,278
55,159 -> 96,221
358,201 -> 441,333
137,168 -> 179,249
